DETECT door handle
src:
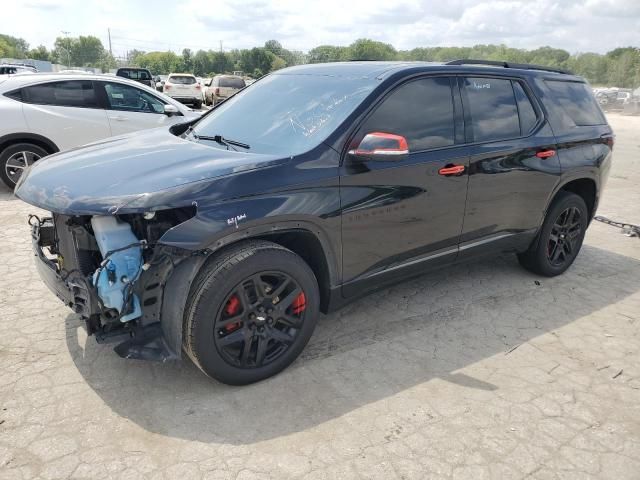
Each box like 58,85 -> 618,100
535,149 -> 556,159
438,164 -> 466,176
109,115 -> 127,122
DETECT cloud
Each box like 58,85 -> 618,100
2,0 -> 639,56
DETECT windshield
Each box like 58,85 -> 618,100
192,73 -> 379,155
169,75 -> 196,85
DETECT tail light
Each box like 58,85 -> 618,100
215,88 -> 220,95
195,84 -> 201,90
164,84 -> 171,90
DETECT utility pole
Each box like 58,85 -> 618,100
108,28 -> 112,56
220,40 -> 223,53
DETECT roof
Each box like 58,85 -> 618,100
276,61 -> 575,80
0,72 -> 161,93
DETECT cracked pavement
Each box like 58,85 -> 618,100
0,114 -> 639,479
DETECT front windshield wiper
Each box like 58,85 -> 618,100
192,132 -> 250,151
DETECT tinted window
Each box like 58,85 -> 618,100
4,89 -> 23,101
463,77 -> 520,142
219,76 -> 245,89
545,80 -> 606,126
513,81 -> 538,135
168,75 -> 196,85
104,82 -> 165,113
360,77 -> 455,151
118,69 -> 151,80
193,73 -> 378,155
23,81 -> 98,108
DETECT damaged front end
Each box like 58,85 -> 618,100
29,206 -> 203,361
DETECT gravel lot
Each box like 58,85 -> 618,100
0,114 -> 638,479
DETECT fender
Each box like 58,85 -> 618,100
0,132 -> 59,153
544,170 -> 600,219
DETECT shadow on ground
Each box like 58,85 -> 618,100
65,244 -> 640,444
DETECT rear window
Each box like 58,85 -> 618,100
545,80 -> 606,126
23,81 -> 98,108
118,69 -> 151,81
168,75 -> 196,85
219,76 -> 245,89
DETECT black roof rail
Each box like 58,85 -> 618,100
445,59 -> 573,75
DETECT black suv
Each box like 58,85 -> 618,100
16,60 -> 613,385
115,67 -> 154,88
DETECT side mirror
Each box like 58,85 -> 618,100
348,132 -> 409,161
164,104 -> 179,115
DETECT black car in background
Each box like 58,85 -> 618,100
17,60 -> 612,385
115,67 -> 154,88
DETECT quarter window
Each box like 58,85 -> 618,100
103,82 -> 165,114
360,77 -> 455,151
23,81 -> 98,108
545,80 -> 606,126
462,77 -> 520,142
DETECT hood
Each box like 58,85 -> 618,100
15,128 -> 284,215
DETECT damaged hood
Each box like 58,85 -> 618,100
15,128 -> 284,215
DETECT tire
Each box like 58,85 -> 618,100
518,191 -> 588,277
204,95 -> 210,106
193,100 -> 202,109
184,240 -> 320,385
0,143 -> 49,189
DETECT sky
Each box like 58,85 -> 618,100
6,0 -> 640,58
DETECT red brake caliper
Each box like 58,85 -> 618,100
291,292 -> 306,315
223,295 -> 241,332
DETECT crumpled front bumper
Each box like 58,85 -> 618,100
30,218 -> 85,310
29,217 -> 198,362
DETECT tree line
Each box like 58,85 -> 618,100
1,33 -> 638,87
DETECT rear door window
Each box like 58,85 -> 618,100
545,80 -> 606,126
462,77 -> 520,142
23,81 -> 99,108
360,76 -> 455,151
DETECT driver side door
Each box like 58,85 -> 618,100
98,81 -> 179,136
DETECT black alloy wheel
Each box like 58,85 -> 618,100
184,240 -> 319,385
547,206 -> 583,267
518,191 -> 588,277
214,271 -> 307,368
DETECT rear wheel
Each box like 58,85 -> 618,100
184,241 -> 319,385
193,100 -> 202,109
0,143 -> 49,189
518,191 -> 588,276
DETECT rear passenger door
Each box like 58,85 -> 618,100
21,80 -> 111,150
458,76 -> 561,258
340,76 -> 469,296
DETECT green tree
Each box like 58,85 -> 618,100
271,55 -> 286,71
27,45 -> 50,61
0,34 -> 29,57
346,39 -> 396,61
308,45 -> 349,63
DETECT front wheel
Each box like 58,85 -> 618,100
184,241 -> 319,385
0,143 -> 49,189
518,191 -> 588,276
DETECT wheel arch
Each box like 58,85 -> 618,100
0,132 -> 59,155
548,176 -> 598,221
